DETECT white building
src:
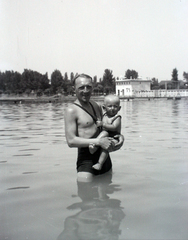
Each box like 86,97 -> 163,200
116,76 -> 151,97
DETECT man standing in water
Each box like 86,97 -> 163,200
64,74 -> 124,182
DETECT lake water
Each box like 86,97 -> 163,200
0,98 -> 188,240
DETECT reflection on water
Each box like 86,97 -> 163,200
57,174 -> 125,240
0,103 -> 66,149
1,99 -> 188,240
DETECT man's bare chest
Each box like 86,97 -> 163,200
77,110 -> 95,128
74,102 -> 99,128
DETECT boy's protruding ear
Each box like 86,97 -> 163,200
102,105 -> 106,111
118,106 -> 121,111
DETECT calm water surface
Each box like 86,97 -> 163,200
0,99 -> 188,240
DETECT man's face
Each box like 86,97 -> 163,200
75,77 -> 93,103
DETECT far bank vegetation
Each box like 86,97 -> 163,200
0,68 -> 187,97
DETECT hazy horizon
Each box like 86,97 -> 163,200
1,0 -> 188,81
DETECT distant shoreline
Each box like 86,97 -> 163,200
1,94 -> 187,104
0,95 -> 106,103
0,95 -> 75,103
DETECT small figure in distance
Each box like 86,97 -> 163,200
89,94 -> 122,170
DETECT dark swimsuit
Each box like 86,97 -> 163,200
74,101 -> 112,175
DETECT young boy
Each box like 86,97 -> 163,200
89,95 -> 122,170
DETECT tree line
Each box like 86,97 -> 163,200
0,69 -> 116,96
0,68 -> 187,96
151,68 -> 188,90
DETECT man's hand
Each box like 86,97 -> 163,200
112,134 -> 124,151
98,137 -> 114,151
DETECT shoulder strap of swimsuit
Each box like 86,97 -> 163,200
89,101 -> 97,118
102,112 -> 107,119
111,115 -> 121,124
73,102 -> 97,123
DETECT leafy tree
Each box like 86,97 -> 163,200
97,84 -> 104,93
50,70 -> 63,94
93,75 -> 97,84
32,71 -> 43,90
183,72 -> 188,88
151,78 -> 159,90
0,69 -> 50,95
39,73 -> 50,91
70,72 -> 74,82
21,69 -> 31,92
93,83 -> 103,95
64,72 -> 68,82
0,70 -> 23,93
172,68 -> 178,81
3,71 -> 14,92
132,70 -> 138,79
0,72 -> 6,91
21,69 -> 50,93
21,69 -> 36,91
171,68 -> 178,89
183,72 -> 188,81
104,86 -> 113,95
21,69 -> 37,92
125,69 -> 138,79
44,88 -> 51,96
102,69 -> 115,93
25,89 -> 31,96
92,76 -> 98,91
13,72 -> 22,93
66,84 -> 74,95
125,69 -> 131,79
1,71 -> 20,93
36,89 -> 43,96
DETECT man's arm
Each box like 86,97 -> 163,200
112,134 -> 124,151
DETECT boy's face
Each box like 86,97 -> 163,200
104,98 -> 121,117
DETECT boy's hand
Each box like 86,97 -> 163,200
96,120 -> 103,127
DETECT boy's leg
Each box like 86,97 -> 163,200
93,138 -> 118,171
89,131 -> 109,154
92,149 -> 108,170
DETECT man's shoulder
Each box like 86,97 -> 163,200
90,100 -> 102,114
65,102 -> 78,115
89,99 -> 101,110
89,99 -> 99,106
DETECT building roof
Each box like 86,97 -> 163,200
116,78 -> 151,83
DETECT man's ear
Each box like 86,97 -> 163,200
118,106 -> 121,111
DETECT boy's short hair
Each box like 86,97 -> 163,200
104,94 -> 120,105
72,74 -> 92,85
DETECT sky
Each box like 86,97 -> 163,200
1,0 -> 188,81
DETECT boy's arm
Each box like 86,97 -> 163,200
103,116 -> 121,132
